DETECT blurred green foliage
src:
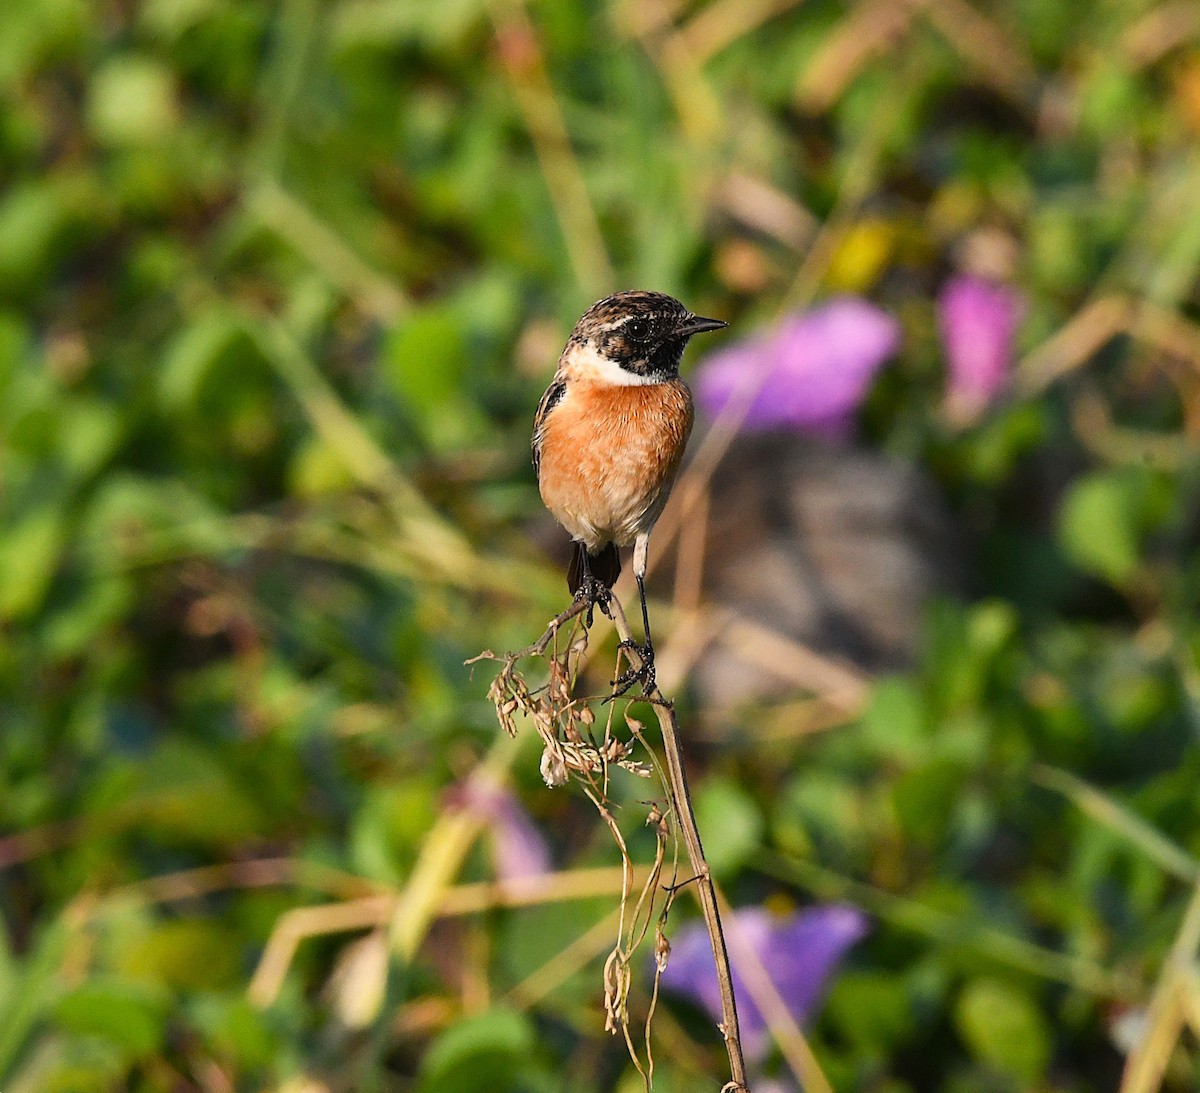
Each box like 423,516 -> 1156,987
2,0 -> 1200,1090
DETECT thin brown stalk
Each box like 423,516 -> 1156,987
1120,879 -> 1200,1092
672,483 -> 710,613
612,0 -> 722,143
924,0 -> 1038,108
795,0 -> 925,112
605,600 -> 751,1092
1015,295 -> 1134,395
712,885 -> 833,1093
477,593 -> 753,1091
1122,2 -> 1200,68
642,688 -> 749,1090
673,0 -> 805,65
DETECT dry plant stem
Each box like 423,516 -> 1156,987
477,594 -> 749,1090
390,732 -> 522,962
249,865 -> 649,1008
605,597 -> 750,1093
713,885 -> 833,1093
1120,878 -> 1200,1093
648,693 -> 748,1092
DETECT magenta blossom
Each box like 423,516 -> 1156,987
659,903 -> 869,1061
937,274 -> 1023,421
693,298 -> 900,438
448,778 -> 551,883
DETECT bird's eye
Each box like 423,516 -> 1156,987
625,318 -> 650,340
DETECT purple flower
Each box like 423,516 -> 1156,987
937,274 -> 1023,421
659,904 -> 869,1060
449,778 -> 551,883
693,298 -> 900,437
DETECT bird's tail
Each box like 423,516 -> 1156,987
567,541 -> 622,595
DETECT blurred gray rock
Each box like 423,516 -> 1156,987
669,431 -> 963,707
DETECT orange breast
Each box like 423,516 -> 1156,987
537,378 -> 694,550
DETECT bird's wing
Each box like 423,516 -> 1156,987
531,377 -> 566,478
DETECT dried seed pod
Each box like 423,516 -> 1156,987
540,746 -> 569,787
654,927 -> 671,972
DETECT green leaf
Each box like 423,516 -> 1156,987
859,677 -> 928,763
81,474 -> 227,559
0,505 -> 66,620
955,977 -> 1049,1083
416,1007 -> 535,1093
42,572 -> 132,657
287,435 -> 357,498
159,310 -> 244,410
54,982 -> 168,1059
383,305 -> 485,449
776,775 -> 867,864
87,56 -> 178,147
1080,65 -> 1140,139
499,897 -> 610,989
348,782 -> 438,883
966,600 -> 1018,658
331,0 -> 488,51
385,306 -> 466,415
0,0 -> 89,89
1057,472 -> 1139,584
892,759 -> 964,848
57,397 -> 121,479
0,178 -> 90,290
693,778 -> 763,878
139,0 -> 223,39
826,971 -> 915,1052
121,742 -> 266,847
0,921 -> 69,1078
114,920 -> 241,991
190,995 -> 277,1070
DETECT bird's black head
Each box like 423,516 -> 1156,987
567,290 -> 727,383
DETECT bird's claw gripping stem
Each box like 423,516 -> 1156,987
611,638 -> 656,698
573,576 -> 612,627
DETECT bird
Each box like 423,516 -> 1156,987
532,290 -> 726,692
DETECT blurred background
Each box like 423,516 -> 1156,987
3,0 -> 1200,1089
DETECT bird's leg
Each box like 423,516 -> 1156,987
613,532 -> 656,696
572,545 -> 611,627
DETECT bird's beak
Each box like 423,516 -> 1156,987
676,315 -> 728,337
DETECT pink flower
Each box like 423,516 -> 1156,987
693,298 -> 900,438
448,778 -> 551,883
937,274 -> 1023,421
659,903 -> 869,1061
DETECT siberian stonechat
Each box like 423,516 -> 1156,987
532,290 -> 726,690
